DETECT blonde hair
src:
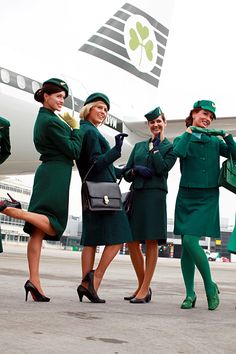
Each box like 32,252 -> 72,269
79,102 -> 94,119
79,101 -> 107,125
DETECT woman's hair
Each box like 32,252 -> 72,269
79,102 -> 96,119
79,102 -> 107,125
185,108 -> 202,127
147,113 -> 166,124
34,83 -> 66,103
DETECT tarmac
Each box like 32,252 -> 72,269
0,243 -> 235,354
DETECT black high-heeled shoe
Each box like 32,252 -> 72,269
0,193 -> 21,212
78,270 -> 106,303
130,288 -> 152,304
24,280 -> 50,302
124,294 -> 136,301
77,284 -> 105,303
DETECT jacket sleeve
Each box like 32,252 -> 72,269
220,134 -> 236,159
47,120 -> 83,160
151,146 -> 177,174
83,129 -> 121,172
114,167 -> 123,179
123,145 -> 136,182
173,132 -> 192,158
0,117 -> 11,164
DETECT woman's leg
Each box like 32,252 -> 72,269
93,244 -> 122,291
182,235 -> 215,295
181,235 -> 196,298
81,246 -> 96,281
27,227 -> 46,295
135,240 -> 158,299
3,208 -> 56,296
126,241 -> 145,296
2,208 -> 56,236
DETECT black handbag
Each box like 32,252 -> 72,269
82,161 -> 122,212
122,189 -> 134,218
218,155 -> 236,194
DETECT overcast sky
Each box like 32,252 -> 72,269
2,0 -> 235,226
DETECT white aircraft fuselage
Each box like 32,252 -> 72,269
0,0 -> 235,176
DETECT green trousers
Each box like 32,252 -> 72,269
181,235 -> 215,297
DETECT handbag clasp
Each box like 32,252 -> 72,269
103,195 -> 109,205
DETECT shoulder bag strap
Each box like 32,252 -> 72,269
83,161 -> 96,182
83,161 -> 118,183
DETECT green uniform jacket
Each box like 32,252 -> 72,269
173,132 -> 236,188
76,120 -> 121,182
76,120 -> 133,246
24,107 -> 83,240
0,116 -> 11,253
124,138 -> 177,192
0,116 -> 11,164
173,132 -> 236,237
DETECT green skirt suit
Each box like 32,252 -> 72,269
76,120 -> 133,246
227,216 -> 236,254
173,132 -> 236,238
23,107 -> 83,240
0,116 -> 11,253
124,138 -> 176,244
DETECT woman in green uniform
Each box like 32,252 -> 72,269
0,78 -> 83,301
76,92 -> 133,303
173,100 -> 236,310
123,107 -> 177,303
0,116 -> 11,254
227,215 -> 236,255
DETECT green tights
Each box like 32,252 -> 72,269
181,235 -> 215,297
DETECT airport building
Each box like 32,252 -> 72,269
0,177 -> 82,248
0,177 -> 31,243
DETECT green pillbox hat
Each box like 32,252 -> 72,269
43,78 -> 69,98
84,92 -> 110,111
193,100 -> 216,118
144,107 -> 162,121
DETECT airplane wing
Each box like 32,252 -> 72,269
124,116 -> 236,141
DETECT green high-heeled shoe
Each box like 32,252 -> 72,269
207,283 -> 220,310
180,293 -> 197,309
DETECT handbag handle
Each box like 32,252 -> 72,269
83,161 -> 96,182
228,154 -> 236,171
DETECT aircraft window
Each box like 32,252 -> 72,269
17,75 -> 26,89
1,69 -> 10,83
32,80 -> 41,93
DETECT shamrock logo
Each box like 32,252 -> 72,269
129,21 -> 154,65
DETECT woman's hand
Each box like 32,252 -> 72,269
190,126 -> 227,136
60,112 -> 79,129
158,122 -> 165,141
133,165 -> 153,179
114,133 -> 128,152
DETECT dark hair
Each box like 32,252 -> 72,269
147,112 -> 166,123
34,83 -> 66,103
185,108 -> 202,127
